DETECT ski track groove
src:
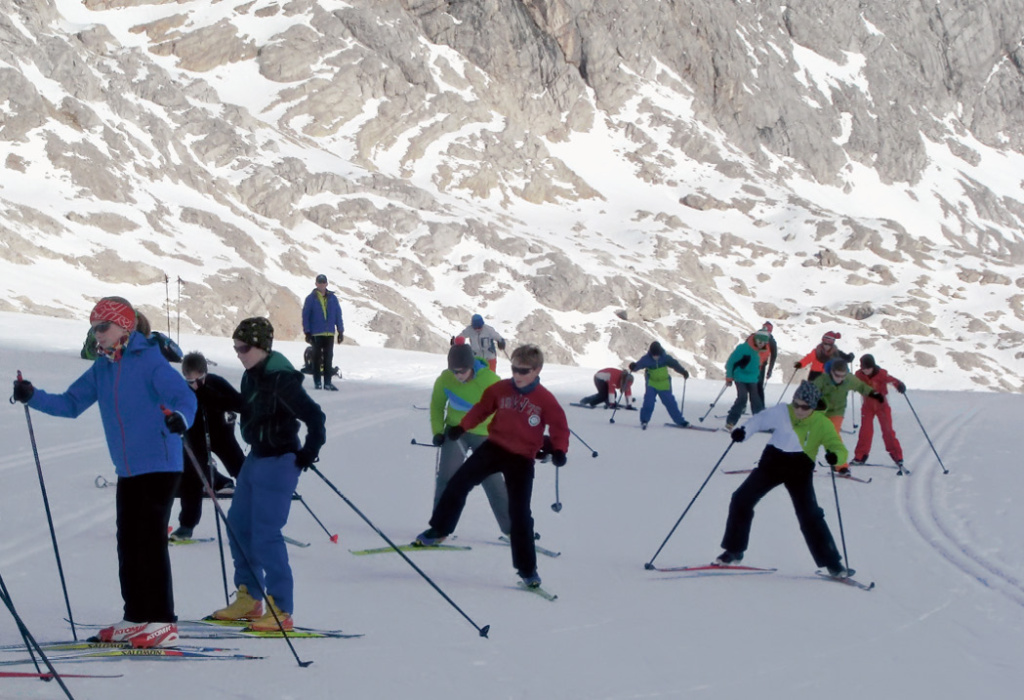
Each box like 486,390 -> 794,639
900,404 -> 1024,608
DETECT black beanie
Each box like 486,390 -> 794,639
649,341 -> 664,357
448,344 -> 475,372
233,317 -> 274,352
860,354 -> 876,370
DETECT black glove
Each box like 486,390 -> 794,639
766,369 -> 773,380
446,425 -> 465,441
295,447 -> 317,469
896,382 -> 906,394
535,434 -> 554,461
164,411 -> 187,434
825,451 -> 838,466
869,391 -> 885,403
793,361 -> 802,369
681,368 -> 690,379
336,333 -> 343,344
432,433 -> 445,446
731,427 -> 746,442
497,339 -> 506,351
12,379 -> 34,403
628,362 -> 637,372
305,333 -> 313,344
551,450 -> 567,467
450,336 -> 456,346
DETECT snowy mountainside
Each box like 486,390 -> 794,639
0,0 -> 1023,391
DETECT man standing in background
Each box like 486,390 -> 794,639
302,274 -> 344,391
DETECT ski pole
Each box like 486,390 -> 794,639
164,408 -> 313,667
698,384 -> 728,422
551,466 -> 562,513
0,571 -> 76,699
775,367 -> 802,405
11,371 -> 77,640
826,456 -> 851,570
569,428 -> 598,458
850,391 -> 859,430
410,437 -> 439,448
309,466 -> 490,638
903,393 -> 949,474
679,378 -> 687,417
644,441 -> 734,569
609,393 -> 621,424
294,492 -> 339,543
213,493 -> 230,607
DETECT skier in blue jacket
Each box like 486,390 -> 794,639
629,341 -> 691,429
301,273 -> 344,391
12,297 -> 196,649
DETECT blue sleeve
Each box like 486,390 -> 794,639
331,296 -> 344,334
633,355 -> 653,371
152,358 -> 197,427
301,295 -> 313,333
29,366 -> 99,418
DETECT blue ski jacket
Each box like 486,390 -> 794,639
28,332 -> 196,477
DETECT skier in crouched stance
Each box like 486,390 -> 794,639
209,317 -> 326,632
714,380 -> 852,579
416,344 -> 568,589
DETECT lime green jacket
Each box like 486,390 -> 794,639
430,363 -> 500,436
811,373 -> 873,417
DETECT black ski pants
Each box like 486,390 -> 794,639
311,335 -> 335,386
430,440 -> 537,576
178,436 -> 244,529
116,471 -> 180,623
720,445 -> 841,569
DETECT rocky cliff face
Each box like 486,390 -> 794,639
1,0 -> 1023,390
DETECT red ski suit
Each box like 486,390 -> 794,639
853,367 -> 904,462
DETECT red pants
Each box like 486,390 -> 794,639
854,399 -> 903,462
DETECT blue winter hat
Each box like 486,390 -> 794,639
471,314 -> 484,329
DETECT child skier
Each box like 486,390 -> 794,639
794,331 -> 854,381
811,359 -> 883,474
429,343 -> 510,536
715,380 -> 851,579
852,354 -> 906,468
578,367 -> 634,408
629,342 -> 691,429
416,344 -> 568,588
724,329 -> 769,430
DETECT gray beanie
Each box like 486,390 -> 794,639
793,380 -> 822,408
448,344 -> 475,372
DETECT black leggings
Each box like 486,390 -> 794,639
116,471 -> 181,622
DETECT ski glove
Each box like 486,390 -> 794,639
730,427 -> 746,442
164,411 -> 188,434
628,362 -> 637,372
305,333 -> 313,345
11,379 -> 34,403
336,333 -> 343,344
793,361 -> 802,369
824,451 -> 839,466
432,433 -> 445,446
445,425 -> 465,441
896,382 -> 906,394
680,368 -> 690,379
497,339 -> 506,351
295,447 -> 317,469
869,391 -> 885,403
551,450 -> 567,467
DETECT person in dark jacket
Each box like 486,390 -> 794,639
171,351 -> 245,540
301,274 -> 344,391
629,341 -> 691,429
12,296 -> 196,649
209,317 -> 326,632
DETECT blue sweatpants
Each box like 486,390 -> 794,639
227,453 -> 300,613
640,386 -> 687,425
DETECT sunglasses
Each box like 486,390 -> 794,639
792,401 -> 812,411
186,375 -> 206,387
233,343 -> 254,354
92,321 -> 115,333
510,366 -> 536,375
452,367 -> 472,376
